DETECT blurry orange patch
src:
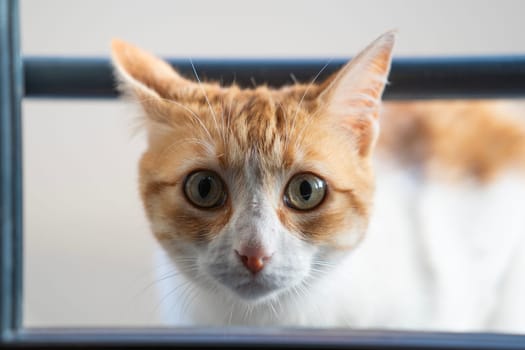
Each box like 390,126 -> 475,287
379,100 -> 525,183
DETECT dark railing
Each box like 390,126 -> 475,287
0,0 -> 23,343
24,55 -> 525,99
2,0 -> 525,349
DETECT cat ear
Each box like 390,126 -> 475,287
110,39 -> 190,125
321,30 -> 396,157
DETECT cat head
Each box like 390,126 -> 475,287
111,32 -> 395,305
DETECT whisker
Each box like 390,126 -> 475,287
189,59 -> 223,145
181,285 -> 202,318
286,59 -> 332,152
312,260 -> 336,267
275,99 -> 292,153
227,302 -> 235,325
163,98 -> 215,144
308,267 -> 327,274
293,106 -> 324,152
155,279 -> 192,312
268,299 -> 278,319
226,94 -> 234,146
133,271 -> 183,300
160,137 -> 215,158
132,95 -> 175,127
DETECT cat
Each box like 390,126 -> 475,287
111,31 -> 525,332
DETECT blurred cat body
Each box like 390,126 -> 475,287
111,33 -> 525,332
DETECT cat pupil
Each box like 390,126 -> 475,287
300,180 -> 312,201
198,177 -> 212,198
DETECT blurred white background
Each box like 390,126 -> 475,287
21,0 -> 525,327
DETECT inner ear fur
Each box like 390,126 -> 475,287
319,31 -> 396,156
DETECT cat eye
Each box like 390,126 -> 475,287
183,170 -> 227,209
284,173 -> 327,211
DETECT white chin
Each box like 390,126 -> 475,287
225,280 -> 285,303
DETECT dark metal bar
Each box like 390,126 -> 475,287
3,328 -> 524,349
23,55 -> 525,99
0,0 -> 23,344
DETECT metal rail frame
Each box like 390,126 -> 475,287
23,55 -> 525,100
0,0 -> 23,343
2,0 -> 525,348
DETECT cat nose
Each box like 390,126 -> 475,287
235,248 -> 272,274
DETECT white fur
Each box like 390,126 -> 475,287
152,155 -> 525,332
155,153 -> 337,326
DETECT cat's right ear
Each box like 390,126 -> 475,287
110,39 -> 189,125
319,31 -> 396,157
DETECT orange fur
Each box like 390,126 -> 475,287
111,37 -> 388,246
134,80 -> 374,244
111,37 -> 525,249
379,100 -> 525,183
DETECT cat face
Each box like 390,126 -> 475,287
111,32 -> 395,304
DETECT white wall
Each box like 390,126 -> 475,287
21,0 -> 525,327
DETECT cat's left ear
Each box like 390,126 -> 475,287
320,30 -> 396,157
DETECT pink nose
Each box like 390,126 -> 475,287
235,248 -> 272,274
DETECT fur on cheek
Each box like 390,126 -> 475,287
143,185 -> 232,242
277,187 -> 371,248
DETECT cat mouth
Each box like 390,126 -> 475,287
232,281 -> 281,300
206,262 -> 300,302
226,275 -> 285,301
